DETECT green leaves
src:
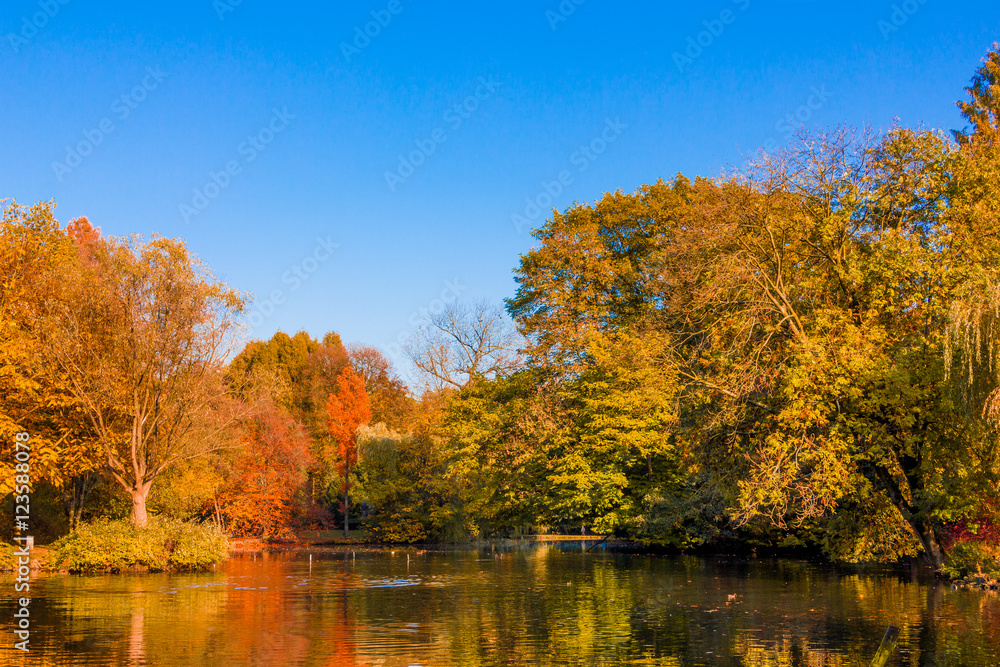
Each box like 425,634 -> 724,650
470,115 -> 1000,565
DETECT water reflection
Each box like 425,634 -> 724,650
127,612 -> 145,666
0,547 -> 997,666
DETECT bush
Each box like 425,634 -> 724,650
169,520 -> 230,569
367,512 -> 427,544
53,517 -> 228,573
941,540 -> 1000,580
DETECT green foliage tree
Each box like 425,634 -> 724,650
358,391 -> 465,542
495,121 -> 1000,566
956,44 -> 1000,146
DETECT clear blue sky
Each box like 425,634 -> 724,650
3,0 -> 999,378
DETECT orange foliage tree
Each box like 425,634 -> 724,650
216,403 -> 312,538
1,206 -> 107,528
325,368 -> 371,536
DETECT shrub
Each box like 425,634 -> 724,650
53,517 -> 228,573
941,501 -> 1000,579
941,541 -> 1000,580
367,513 -> 428,544
169,520 -> 230,569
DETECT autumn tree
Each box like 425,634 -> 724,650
229,330 -> 351,502
955,44 -> 1000,146
0,202 -> 75,490
55,216 -> 108,529
30,230 -> 247,527
229,331 -> 350,432
0,203 -> 107,529
348,344 -> 413,429
216,401 -> 313,538
948,43 -> 1000,410
325,367 -> 371,536
501,121 -> 1000,566
707,128 -> 972,566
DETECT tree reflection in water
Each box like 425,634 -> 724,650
127,612 -> 145,666
1,547 -> 997,666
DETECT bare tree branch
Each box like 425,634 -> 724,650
405,299 -> 523,390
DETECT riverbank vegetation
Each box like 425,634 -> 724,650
52,518 -> 228,572
2,48 -> 1000,579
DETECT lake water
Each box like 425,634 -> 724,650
1,544 -> 997,666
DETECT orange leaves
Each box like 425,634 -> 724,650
66,216 -> 102,266
216,490 -> 294,539
217,403 -> 312,538
325,367 -> 372,477
324,368 -> 372,532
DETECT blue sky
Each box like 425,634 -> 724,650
3,0 -> 999,379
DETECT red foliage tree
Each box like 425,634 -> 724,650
325,367 -> 372,536
217,402 -> 313,538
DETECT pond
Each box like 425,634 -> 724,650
1,545 -> 997,666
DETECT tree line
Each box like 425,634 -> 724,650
2,47 -> 1000,571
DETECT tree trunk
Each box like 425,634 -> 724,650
343,492 -> 350,538
868,463 -> 945,570
917,520 -> 946,570
342,460 -> 352,538
131,482 -> 152,528
72,503 -> 82,532
62,474 -> 97,532
896,514 -> 946,570
64,489 -> 80,532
